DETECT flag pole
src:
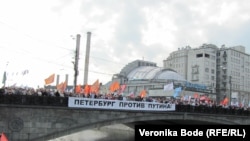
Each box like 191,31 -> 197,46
2,62 -> 8,87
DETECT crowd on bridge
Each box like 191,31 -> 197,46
0,86 -> 250,116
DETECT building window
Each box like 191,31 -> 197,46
205,53 -> 210,58
192,68 -> 198,74
205,68 -> 209,72
205,74 -> 209,79
192,74 -> 199,81
211,69 -> 215,74
196,53 -> 203,58
211,76 -> 215,80
192,65 -> 199,74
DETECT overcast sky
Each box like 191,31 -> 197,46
0,0 -> 250,88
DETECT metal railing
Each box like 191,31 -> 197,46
0,94 -> 249,116
0,94 -> 68,107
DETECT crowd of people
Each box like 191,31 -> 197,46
0,86 -> 250,115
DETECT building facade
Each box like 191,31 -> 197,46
163,44 -> 250,106
217,45 -> 250,107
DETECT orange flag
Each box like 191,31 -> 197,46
44,73 -> 55,85
57,81 -> 67,93
56,82 -> 63,92
114,81 -> 120,91
90,79 -> 100,94
140,89 -> 146,98
75,84 -> 81,94
193,93 -> 199,99
110,81 -> 120,92
223,97 -> 229,105
109,82 -> 114,92
0,132 -> 8,141
84,84 -> 91,95
62,81 -> 67,92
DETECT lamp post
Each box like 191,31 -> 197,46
229,76 -> 232,106
220,66 -> 227,103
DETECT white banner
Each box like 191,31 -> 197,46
68,97 -> 175,111
231,92 -> 239,106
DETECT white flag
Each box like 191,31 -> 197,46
163,82 -> 174,91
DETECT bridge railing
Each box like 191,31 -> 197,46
0,94 -> 249,116
0,94 -> 68,107
176,104 -> 250,116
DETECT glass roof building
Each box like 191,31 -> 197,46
103,60 -> 214,99
127,66 -> 185,81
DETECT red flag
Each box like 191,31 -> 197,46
44,73 -> 55,85
0,132 -> 8,141
118,84 -> 126,94
129,92 -> 135,98
199,95 -> 206,101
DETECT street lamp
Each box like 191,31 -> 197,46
219,66 -> 227,103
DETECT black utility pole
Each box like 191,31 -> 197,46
2,62 -> 8,87
229,76 -> 232,106
73,34 -> 81,93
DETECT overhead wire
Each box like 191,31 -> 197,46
0,19 -> 124,76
